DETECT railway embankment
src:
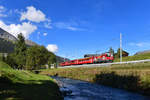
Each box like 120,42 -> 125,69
40,62 -> 150,96
0,61 -> 63,100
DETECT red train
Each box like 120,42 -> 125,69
60,52 -> 114,66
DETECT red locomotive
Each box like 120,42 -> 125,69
60,52 -> 114,66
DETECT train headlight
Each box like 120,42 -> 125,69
102,56 -> 106,60
94,58 -> 97,61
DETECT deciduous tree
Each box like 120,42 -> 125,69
26,45 -> 54,70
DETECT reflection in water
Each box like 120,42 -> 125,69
52,76 -> 149,100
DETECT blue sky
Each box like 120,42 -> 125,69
0,0 -> 150,59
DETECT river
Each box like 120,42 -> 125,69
52,76 -> 150,100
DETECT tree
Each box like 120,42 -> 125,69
26,45 -> 52,70
47,53 -> 56,68
109,47 -> 114,55
5,53 -> 17,69
14,33 -> 27,69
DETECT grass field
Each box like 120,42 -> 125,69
40,62 -> 150,96
0,61 -> 63,100
114,53 -> 150,62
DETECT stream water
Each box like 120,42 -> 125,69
52,76 -> 150,100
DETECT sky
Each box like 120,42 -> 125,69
0,0 -> 150,59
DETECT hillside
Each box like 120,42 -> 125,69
0,28 -> 17,41
0,61 -> 63,100
114,52 -> 150,62
0,28 -> 37,53
25,39 -> 38,46
0,38 -> 37,53
0,38 -> 15,53
56,56 -> 70,63
135,50 -> 150,55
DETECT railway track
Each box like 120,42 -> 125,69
58,59 -> 150,68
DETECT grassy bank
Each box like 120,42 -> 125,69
114,53 -> 150,62
40,62 -> 150,96
0,61 -> 63,100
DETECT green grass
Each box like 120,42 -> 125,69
114,52 -> 150,62
0,61 -> 63,100
40,63 -> 150,96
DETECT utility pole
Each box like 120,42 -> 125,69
64,57 -> 65,62
120,33 -> 122,62
95,50 -> 100,56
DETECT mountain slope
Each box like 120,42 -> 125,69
0,28 -> 37,53
0,28 -> 17,41
0,28 -> 69,62
135,50 -> 150,55
0,38 -> 15,53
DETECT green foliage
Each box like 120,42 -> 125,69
48,53 -> 57,68
5,53 -> 17,69
1,33 -> 57,70
0,53 -> 5,61
14,33 -> 27,69
26,45 -> 55,70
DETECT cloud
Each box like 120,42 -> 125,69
129,42 -> 150,47
54,22 -> 83,31
20,6 -> 46,23
46,44 -> 58,53
0,20 -> 37,39
0,6 -> 4,11
43,32 -> 47,36
67,26 -> 79,31
0,5 -> 7,17
44,18 -> 52,29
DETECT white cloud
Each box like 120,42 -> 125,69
0,12 -> 6,17
20,6 -> 46,23
46,44 -> 58,53
0,20 -> 37,39
44,18 -> 52,29
43,32 -> 47,36
67,26 -> 79,31
44,22 -> 52,29
54,22 -> 82,31
129,42 -> 150,47
0,6 -> 4,12
0,5 -> 7,17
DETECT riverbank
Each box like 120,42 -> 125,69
40,62 -> 150,96
53,76 -> 149,100
0,61 -> 63,100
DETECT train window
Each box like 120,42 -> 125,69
107,53 -> 110,57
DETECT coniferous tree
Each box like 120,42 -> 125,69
14,33 -> 27,69
109,47 -> 114,55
